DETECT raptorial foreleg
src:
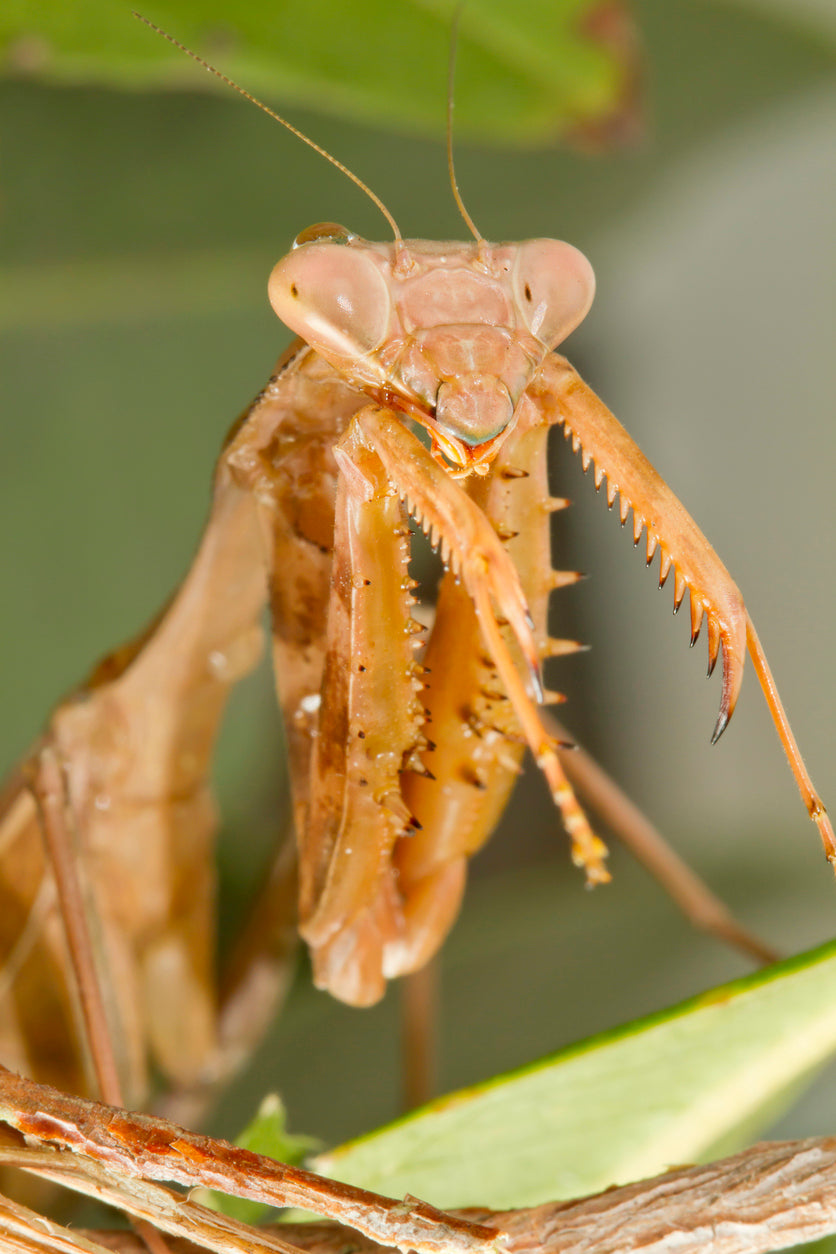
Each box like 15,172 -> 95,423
534,354 -> 834,865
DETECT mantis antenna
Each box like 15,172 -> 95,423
446,1 -> 484,245
132,12 -> 404,245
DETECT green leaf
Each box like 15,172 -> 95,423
316,938 -> 836,1209
0,0 -> 637,144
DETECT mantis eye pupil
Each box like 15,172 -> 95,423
269,243 -> 391,357
513,239 -> 596,348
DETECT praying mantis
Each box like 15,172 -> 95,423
0,7 -> 834,1141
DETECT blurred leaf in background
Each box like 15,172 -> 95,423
0,0 -> 640,144
0,0 -> 834,1180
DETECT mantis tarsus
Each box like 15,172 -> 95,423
0,12 -> 832,1141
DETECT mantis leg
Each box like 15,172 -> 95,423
299,403 -> 605,1004
0,343 -> 355,1103
533,354 -> 835,865
393,386 -> 590,975
364,408 -> 609,888
0,452 -> 269,1103
548,716 -> 778,964
395,366 -> 777,980
290,406 -> 427,1005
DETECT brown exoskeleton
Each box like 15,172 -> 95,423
0,20 -> 831,1121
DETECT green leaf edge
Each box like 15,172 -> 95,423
318,934 -> 836,1168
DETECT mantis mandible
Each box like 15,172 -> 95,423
0,14 -> 831,1117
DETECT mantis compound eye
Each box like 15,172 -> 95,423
512,239 -> 596,349
269,242 -> 392,359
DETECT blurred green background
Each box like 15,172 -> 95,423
1,0 -> 835,1158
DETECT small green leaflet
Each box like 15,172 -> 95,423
202,1094 -> 320,1224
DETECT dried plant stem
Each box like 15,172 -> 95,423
0,1186 -> 116,1253
0,1152 -> 307,1254
75,1136 -> 836,1254
0,1066 -> 499,1254
4,1066 -> 836,1254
